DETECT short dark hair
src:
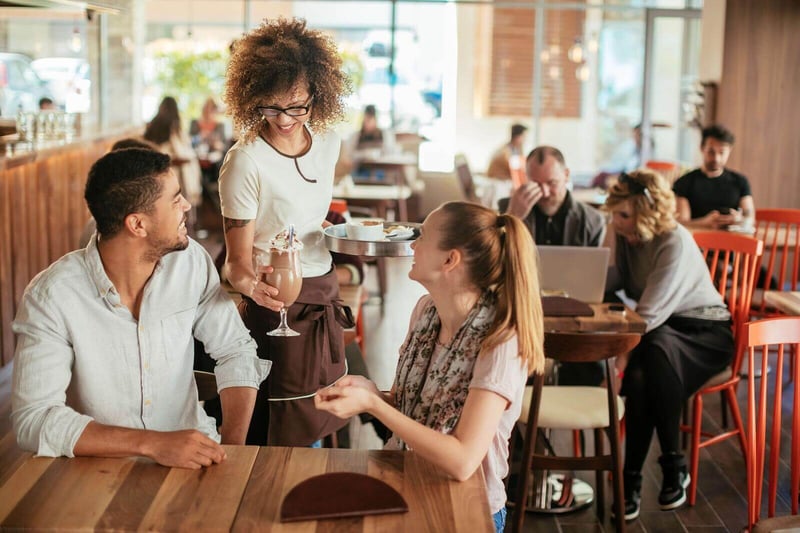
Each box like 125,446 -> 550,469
85,149 -> 171,238
701,124 -> 735,146
526,145 -> 566,166
38,97 -> 54,108
511,123 -> 528,139
364,104 -> 377,117
110,137 -> 159,151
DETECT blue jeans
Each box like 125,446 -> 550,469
492,507 -> 507,533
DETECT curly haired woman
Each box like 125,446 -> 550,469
218,18 -> 352,447
604,170 -> 733,521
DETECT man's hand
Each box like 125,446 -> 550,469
507,182 -> 543,220
141,429 -> 227,469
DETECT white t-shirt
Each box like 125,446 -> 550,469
218,129 -> 340,278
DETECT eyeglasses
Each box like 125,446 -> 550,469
257,96 -> 314,118
619,172 -> 655,206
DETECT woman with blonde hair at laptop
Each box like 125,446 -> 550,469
604,169 -> 733,521
315,201 -> 544,533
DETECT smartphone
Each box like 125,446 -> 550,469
718,207 -> 731,215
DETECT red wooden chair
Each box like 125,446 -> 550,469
752,208 -> 800,319
644,160 -> 681,184
681,231 -> 763,505
744,317 -> 800,530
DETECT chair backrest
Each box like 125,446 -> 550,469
508,153 -> 526,190
194,370 -> 218,402
744,317 -> 800,527
544,331 -> 641,364
754,209 -> 800,314
454,153 -> 481,204
644,160 -> 681,184
693,231 -> 764,375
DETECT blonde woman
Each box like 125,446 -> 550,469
316,201 -> 544,533
604,170 -> 733,521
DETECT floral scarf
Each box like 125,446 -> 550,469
389,291 -> 497,450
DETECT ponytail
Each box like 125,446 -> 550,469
483,213 -> 544,375
438,202 -> 544,376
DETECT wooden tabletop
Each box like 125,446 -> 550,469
545,303 -> 647,334
0,446 -> 492,532
764,291 -> 800,316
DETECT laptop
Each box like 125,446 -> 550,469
537,245 -> 610,303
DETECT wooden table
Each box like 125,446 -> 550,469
0,446 -> 492,532
333,183 -> 413,222
763,291 -> 800,316
544,303 -> 647,334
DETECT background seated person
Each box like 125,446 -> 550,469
590,123 -> 650,189
12,149 -> 269,468
604,170 -> 733,520
190,96 -> 228,185
673,124 -> 754,229
499,145 -> 606,247
315,201 -> 544,533
39,97 -> 56,111
486,123 -> 527,180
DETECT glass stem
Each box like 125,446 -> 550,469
279,307 -> 289,330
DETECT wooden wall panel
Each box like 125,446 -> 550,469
0,133 -> 133,366
717,0 -> 800,209
0,166 -> 12,365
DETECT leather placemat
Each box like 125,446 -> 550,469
542,296 -> 595,317
280,472 -> 408,522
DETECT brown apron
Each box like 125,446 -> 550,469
241,268 -> 353,446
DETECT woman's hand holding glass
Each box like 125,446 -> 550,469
254,249 -> 303,336
251,258 -> 283,312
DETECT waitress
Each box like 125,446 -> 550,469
218,17 -> 353,446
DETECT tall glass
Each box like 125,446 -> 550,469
256,248 -> 303,337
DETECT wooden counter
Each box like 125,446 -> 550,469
0,128 -> 140,366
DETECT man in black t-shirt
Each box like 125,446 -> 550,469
673,124 -> 755,230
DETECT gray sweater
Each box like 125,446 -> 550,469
608,224 -> 728,332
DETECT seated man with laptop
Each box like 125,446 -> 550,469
498,145 -> 606,247
499,146 -> 609,386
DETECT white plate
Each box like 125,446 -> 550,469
384,226 -> 415,241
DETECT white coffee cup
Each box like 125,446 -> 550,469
345,220 -> 385,241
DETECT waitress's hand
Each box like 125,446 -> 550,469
314,376 -> 380,419
250,265 -> 283,312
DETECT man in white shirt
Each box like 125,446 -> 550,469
12,148 -> 269,469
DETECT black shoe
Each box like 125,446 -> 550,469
658,453 -> 691,510
612,470 -> 642,522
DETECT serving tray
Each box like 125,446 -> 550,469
324,222 -> 420,257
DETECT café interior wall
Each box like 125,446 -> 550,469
452,6 -> 597,177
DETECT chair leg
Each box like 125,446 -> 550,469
512,427 -> 535,533
594,428 -> 606,521
682,398 -> 690,450
720,390 -> 729,429
689,394 -> 703,506
573,429 -> 582,457
725,385 -> 748,458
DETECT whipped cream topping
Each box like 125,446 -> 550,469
269,228 -> 304,252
